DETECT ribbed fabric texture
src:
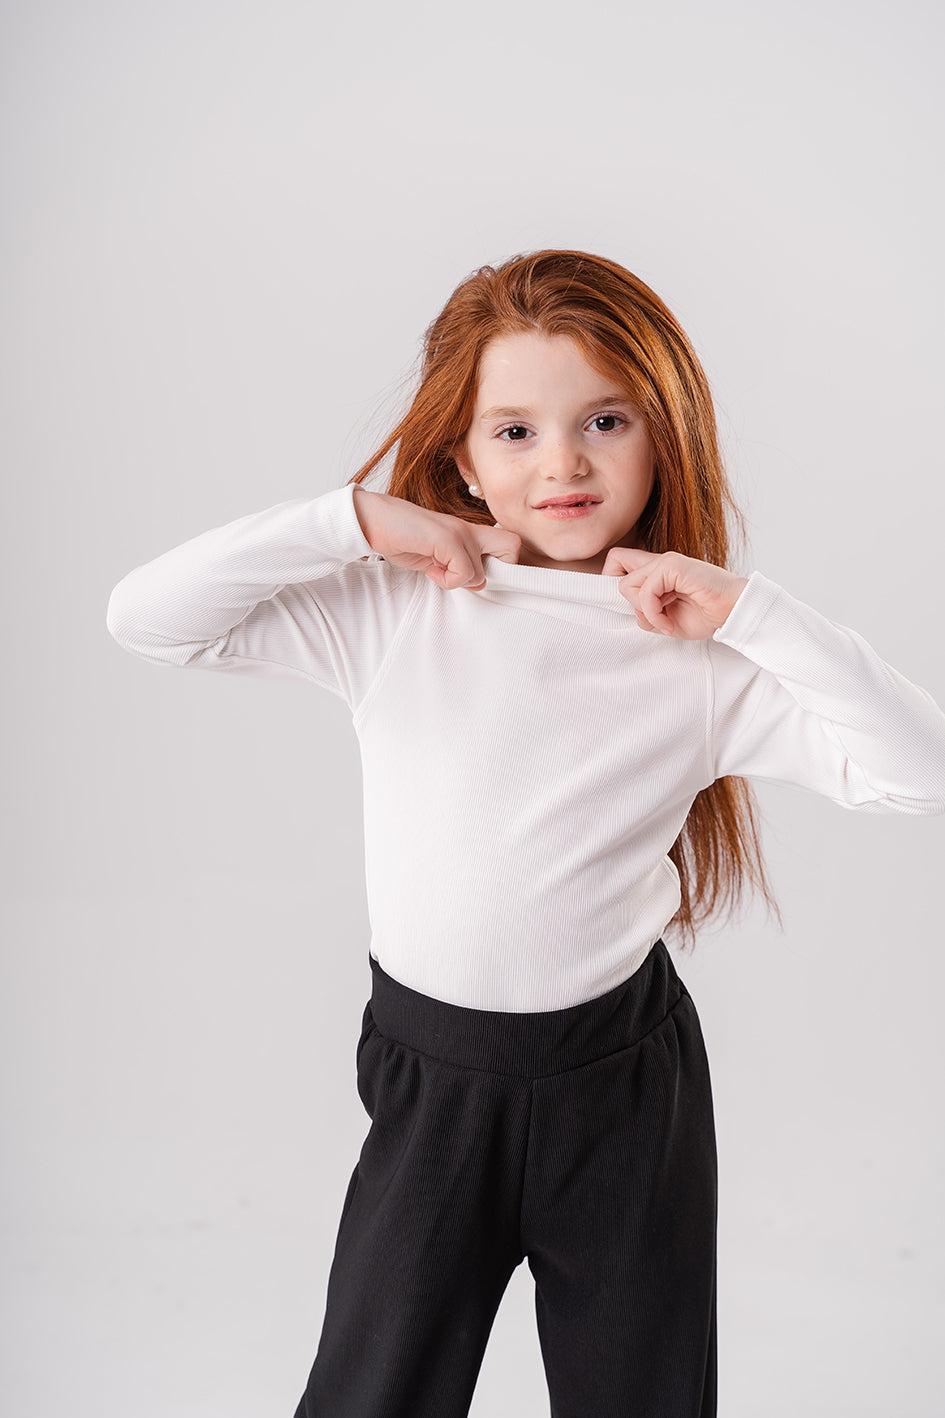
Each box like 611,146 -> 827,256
295,940 -> 717,1418
106,482 -> 945,1011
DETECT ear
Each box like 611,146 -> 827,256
452,448 -> 474,483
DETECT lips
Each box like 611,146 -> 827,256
534,495 -> 602,508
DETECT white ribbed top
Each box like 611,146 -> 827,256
106,484 -> 945,1010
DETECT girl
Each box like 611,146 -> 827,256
106,251 -> 945,1418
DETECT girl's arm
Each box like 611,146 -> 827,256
105,485 -> 414,704
708,571 -> 945,813
106,485 -> 521,706
603,547 -> 945,813
351,487 -> 520,587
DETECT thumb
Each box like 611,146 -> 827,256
601,545 -> 658,577
476,524 -> 522,567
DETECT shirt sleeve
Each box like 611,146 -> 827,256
105,483 -> 421,708
708,571 -> 945,815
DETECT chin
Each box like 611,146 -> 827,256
534,537 -> 610,564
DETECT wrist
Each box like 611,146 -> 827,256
352,486 -> 382,548
716,574 -> 749,628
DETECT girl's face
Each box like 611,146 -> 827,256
454,331 -> 656,574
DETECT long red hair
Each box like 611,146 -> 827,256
350,249 -> 778,946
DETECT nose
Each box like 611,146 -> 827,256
541,435 -> 588,482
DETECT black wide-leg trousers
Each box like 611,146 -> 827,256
294,940 -> 717,1418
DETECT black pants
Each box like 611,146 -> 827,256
294,940 -> 717,1417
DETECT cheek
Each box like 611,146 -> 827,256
642,461 -> 657,500
623,447 -> 656,497
465,443 -> 497,481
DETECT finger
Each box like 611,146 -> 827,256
620,584 -> 659,633
639,578 -> 670,631
426,564 -> 485,591
427,537 -> 484,590
618,566 -> 659,593
635,560 -> 684,631
476,525 -> 522,566
601,545 -> 659,578
434,561 -> 485,590
617,567 -> 671,628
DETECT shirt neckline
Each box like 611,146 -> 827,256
481,554 -> 636,614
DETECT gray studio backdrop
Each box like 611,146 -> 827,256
3,1 -> 944,1414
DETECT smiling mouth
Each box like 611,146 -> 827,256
534,497 -> 601,509
534,499 -> 601,521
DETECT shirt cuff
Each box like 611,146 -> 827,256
318,483 -> 380,563
712,570 -> 784,649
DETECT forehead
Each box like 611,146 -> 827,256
474,331 -> 619,403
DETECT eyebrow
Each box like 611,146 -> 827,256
479,396 -> 633,422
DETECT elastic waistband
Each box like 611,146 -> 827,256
366,940 -> 684,1077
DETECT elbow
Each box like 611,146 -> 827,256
867,782 -> 945,816
889,797 -> 945,817
105,579 -> 151,655
105,582 -> 133,649
853,740 -> 945,818
105,580 -> 170,664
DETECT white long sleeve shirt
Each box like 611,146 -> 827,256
106,483 -> 945,1010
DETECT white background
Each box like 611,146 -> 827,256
2,1 -> 944,1413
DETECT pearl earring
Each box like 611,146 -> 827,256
468,483 -> 483,497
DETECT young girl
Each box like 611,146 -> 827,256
106,250 -> 945,1418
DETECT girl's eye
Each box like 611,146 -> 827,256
495,414 -> 626,441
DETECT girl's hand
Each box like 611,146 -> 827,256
602,546 -> 749,638
352,488 -> 521,590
